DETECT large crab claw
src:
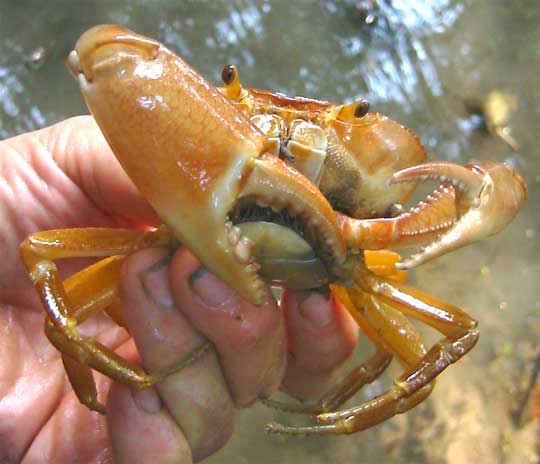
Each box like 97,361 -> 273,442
67,25 -> 346,305
390,161 -> 527,268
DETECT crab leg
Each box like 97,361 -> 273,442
267,261 -> 477,435
56,255 -> 125,414
262,251 -> 404,415
266,275 -> 434,435
60,255 -> 128,412
262,348 -> 392,415
310,267 -> 477,433
61,352 -> 106,413
20,227 -> 210,413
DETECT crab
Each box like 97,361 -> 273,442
20,25 -> 526,436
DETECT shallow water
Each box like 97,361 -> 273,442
1,1 -> 539,462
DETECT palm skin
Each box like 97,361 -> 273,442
0,116 -> 357,463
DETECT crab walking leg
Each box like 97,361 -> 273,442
311,289 -> 436,431
59,351 -> 106,412
353,266 -> 479,336
42,257 -> 155,413
310,250 -> 418,414
45,255 -> 155,414
362,249 -> 407,282
307,347 -> 393,414
321,266 -> 478,433
266,280 -> 433,435
57,255 -> 126,414
20,229 -> 169,389
20,227 -> 210,412
277,267 -> 478,435
20,226 -> 173,264
262,348 -> 393,415
20,227 -> 173,351
262,250 -> 405,415
62,254 -> 126,324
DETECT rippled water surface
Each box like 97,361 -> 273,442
1,1 -> 539,462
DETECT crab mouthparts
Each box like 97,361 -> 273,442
226,200 -> 333,290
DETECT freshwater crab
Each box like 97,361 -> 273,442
20,25 -> 526,435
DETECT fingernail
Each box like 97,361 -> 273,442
141,259 -> 174,309
189,268 -> 235,306
132,387 -> 162,414
298,290 -> 334,328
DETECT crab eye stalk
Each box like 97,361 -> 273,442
221,64 -> 243,100
336,99 -> 370,123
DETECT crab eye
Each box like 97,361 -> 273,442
354,99 -> 370,118
221,64 -> 238,85
221,64 -> 243,100
336,99 -> 370,122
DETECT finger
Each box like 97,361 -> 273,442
1,116 -> 158,307
169,248 -> 286,407
37,115 -> 159,226
107,383 -> 192,464
280,288 -> 358,400
119,248 -> 234,462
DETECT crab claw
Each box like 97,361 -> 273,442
68,25 -> 346,305
391,161 -> 527,269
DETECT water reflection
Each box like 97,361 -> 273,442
0,0 -> 471,157
390,0 -> 464,33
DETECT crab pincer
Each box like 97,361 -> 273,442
390,161 -> 527,268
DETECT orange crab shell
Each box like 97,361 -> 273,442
221,85 -> 427,219
323,114 -> 426,218
70,25 -> 271,303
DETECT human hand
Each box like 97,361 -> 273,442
0,116 -> 358,463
